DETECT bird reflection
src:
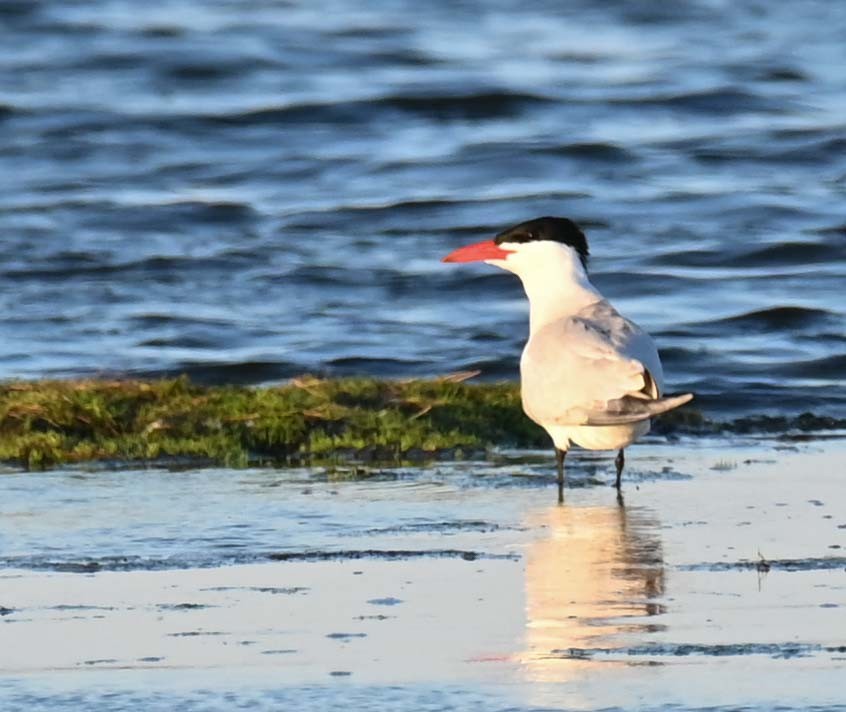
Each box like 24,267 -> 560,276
520,497 -> 665,681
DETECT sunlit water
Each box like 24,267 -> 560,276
1,1 -> 845,417
2,442 -> 846,710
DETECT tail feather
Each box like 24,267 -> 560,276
584,392 -> 694,426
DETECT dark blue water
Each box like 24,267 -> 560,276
1,0 -> 845,418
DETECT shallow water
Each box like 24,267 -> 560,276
1,1 -> 846,417
2,441 -> 846,710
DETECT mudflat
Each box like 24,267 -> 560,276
1,438 -> 845,710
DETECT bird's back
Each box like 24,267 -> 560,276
520,300 -> 663,430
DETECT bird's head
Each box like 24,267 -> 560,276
442,216 -> 589,277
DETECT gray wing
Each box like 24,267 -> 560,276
520,301 -> 689,427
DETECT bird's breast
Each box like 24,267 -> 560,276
546,421 -> 650,452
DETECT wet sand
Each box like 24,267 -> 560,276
1,438 -> 845,710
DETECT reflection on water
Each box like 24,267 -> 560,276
521,500 -> 665,681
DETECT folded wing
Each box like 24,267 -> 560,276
520,301 -> 692,427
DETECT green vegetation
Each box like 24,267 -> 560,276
0,376 -> 839,471
0,375 -> 540,470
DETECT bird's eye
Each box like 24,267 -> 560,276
525,231 -> 536,241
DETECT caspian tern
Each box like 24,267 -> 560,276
443,216 -> 693,499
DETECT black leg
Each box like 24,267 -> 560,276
555,448 -> 566,504
614,448 -> 625,490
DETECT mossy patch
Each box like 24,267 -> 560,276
0,375 -> 545,470
0,376 -> 839,471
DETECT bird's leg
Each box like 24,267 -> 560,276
555,448 -> 567,504
614,448 -> 625,490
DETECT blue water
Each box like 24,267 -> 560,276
1,1 -> 845,418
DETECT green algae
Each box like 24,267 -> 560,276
0,376 -> 543,470
0,376 -> 840,471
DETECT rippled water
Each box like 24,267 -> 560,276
1,1 -> 845,417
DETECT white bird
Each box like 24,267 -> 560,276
443,216 -> 692,499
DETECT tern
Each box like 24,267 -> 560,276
443,216 -> 693,500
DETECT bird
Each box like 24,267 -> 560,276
443,216 -> 693,501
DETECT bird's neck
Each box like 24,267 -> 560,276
517,256 -> 602,335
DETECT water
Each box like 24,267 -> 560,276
2,6 -> 846,705
2,443 -> 846,710
1,0 -> 845,418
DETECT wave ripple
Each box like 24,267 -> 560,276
1,0 -> 845,419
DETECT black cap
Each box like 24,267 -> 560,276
493,216 -> 589,269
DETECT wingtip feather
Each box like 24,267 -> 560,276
649,392 -> 694,415
581,391 -> 695,426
